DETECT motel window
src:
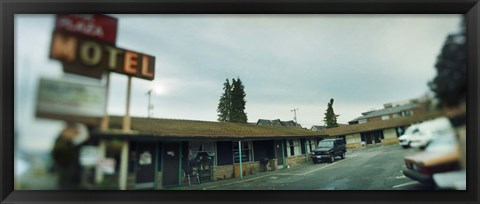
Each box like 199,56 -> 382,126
233,141 -> 253,163
402,110 -> 413,116
287,140 -> 301,156
188,142 -> 217,166
358,119 -> 367,124
305,139 -> 317,153
381,115 -> 390,120
392,113 -> 401,118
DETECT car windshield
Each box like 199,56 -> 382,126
318,141 -> 334,148
403,126 -> 418,135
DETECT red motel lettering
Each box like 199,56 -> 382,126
49,31 -> 155,81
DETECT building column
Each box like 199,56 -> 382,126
154,142 -> 159,190
281,140 -> 286,168
178,142 -> 183,185
119,140 -> 129,190
238,141 -> 243,179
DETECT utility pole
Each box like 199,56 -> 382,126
290,108 -> 299,124
147,89 -> 153,118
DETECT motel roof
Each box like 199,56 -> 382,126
348,103 -> 421,123
94,116 -> 326,140
318,111 -> 443,136
93,111 -> 444,140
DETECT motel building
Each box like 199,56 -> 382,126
89,116 -> 326,189
87,107 -> 443,190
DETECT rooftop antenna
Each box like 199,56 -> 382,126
290,108 -> 299,124
146,89 -> 154,118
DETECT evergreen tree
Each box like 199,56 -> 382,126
428,18 -> 466,108
217,79 -> 231,122
230,78 -> 248,123
324,98 -> 339,128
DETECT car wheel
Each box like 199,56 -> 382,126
329,154 -> 335,163
312,159 -> 317,164
340,152 -> 345,159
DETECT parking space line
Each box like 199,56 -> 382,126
302,154 -> 358,176
392,181 -> 418,189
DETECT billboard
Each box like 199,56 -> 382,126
35,78 -> 107,124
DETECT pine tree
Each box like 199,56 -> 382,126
428,17 -> 466,108
217,79 -> 231,122
230,78 -> 248,123
324,98 -> 339,128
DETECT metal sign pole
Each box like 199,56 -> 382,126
119,76 -> 132,190
100,73 -> 110,130
123,76 -> 132,131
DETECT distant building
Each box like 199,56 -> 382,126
311,125 -> 325,131
348,103 -> 426,125
256,119 -> 301,128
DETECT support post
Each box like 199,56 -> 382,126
123,76 -> 132,131
119,141 -> 129,190
95,140 -> 106,184
238,141 -> 243,179
305,139 -> 309,162
281,140 -> 286,169
178,142 -> 183,185
154,142 -> 159,190
100,73 -> 110,130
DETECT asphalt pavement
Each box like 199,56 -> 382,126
172,144 -> 434,190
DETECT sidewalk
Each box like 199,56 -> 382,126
165,162 -> 309,190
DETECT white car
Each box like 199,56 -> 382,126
409,117 -> 455,149
398,125 -> 420,148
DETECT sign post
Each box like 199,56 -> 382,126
123,76 -> 132,131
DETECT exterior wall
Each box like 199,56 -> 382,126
213,161 -> 261,180
156,171 -> 162,189
345,133 -> 362,149
243,162 -> 261,176
382,128 -> 399,145
127,173 -> 136,190
412,107 -> 425,115
213,165 -> 234,181
368,116 -> 382,122
285,155 -> 307,167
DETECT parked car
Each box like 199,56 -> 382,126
408,117 -> 455,149
310,138 -> 346,163
398,124 -> 420,148
403,130 -> 460,185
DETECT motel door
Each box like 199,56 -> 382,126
135,142 -> 157,189
274,140 -> 284,167
365,134 -> 373,144
162,142 -> 180,187
373,132 -> 382,144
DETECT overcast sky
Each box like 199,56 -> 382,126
15,14 -> 462,152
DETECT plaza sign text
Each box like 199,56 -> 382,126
55,14 -> 118,44
50,31 -> 155,81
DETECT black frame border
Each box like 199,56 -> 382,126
1,0 -> 479,204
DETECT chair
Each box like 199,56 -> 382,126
184,166 -> 200,186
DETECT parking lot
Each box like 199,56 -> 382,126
175,144 -> 434,190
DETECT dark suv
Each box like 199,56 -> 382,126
310,138 -> 346,163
